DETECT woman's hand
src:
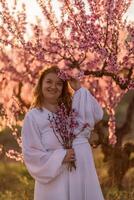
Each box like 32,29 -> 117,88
68,78 -> 81,91
62,148 -> 75,164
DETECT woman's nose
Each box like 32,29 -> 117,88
50,83 -> 57,89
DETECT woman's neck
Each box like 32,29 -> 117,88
43,100 -> 58,112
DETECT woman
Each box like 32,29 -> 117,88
21,66 -> 105,200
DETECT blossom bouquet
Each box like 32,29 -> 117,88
48,103 -> 79,171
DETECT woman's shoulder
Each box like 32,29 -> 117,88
24,108 -> 45,120
26,107 -> 41,115
24,108 -> 51,129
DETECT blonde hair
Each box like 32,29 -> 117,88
31,66 -> 72,113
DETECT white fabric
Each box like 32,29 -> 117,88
21,87 -> 104,200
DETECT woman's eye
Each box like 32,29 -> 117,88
46,80 -> 51,84
57,82 -> 63,86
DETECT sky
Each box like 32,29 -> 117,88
124,1 -> 134,21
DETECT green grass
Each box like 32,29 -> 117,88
0,162 -> 34,200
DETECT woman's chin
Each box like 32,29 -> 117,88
46,94 -> 59,101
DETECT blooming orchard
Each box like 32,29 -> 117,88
0,0 -> 134,160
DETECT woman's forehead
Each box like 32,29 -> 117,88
44,72 -> 62,81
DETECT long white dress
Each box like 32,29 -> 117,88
21,87 -> 105,200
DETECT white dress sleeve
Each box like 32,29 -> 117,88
21,112 -> 66,184
72,87 -> 103,130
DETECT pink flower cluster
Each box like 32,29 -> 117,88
48,103 -> 90,170
57,70 -> 70,81
6,150 -> 23,162
58,69 -> 85,81
75,71 -> 85,80
48,103 -> 79,149
48,103 -> 79,171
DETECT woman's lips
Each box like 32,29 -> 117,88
48,90 -> 57,94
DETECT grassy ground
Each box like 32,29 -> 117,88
0,147 -> 134,200
93,147 -> 134,200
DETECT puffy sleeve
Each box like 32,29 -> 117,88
72,87 -> 103,130
21,112 -> 66,184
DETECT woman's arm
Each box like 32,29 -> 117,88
68,78 -> 81,91
72,87 -> 103,129
21,112 -> 67,184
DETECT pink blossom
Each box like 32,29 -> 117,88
57,70 -> 70,81
48,103 -> 89,171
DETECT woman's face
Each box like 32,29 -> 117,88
42,72 -> 63,103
